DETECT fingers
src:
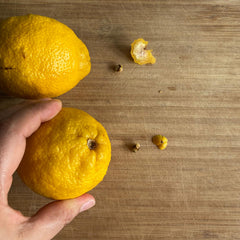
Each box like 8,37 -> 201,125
0,99 -> 62,203
0,98 -> 51,121
22,194 -> 95,240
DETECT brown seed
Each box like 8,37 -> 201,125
132,143 -> 141,152
114,64 -> 123,72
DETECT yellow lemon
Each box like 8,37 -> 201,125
0,14 -> 91,98
17,108 -> 111,200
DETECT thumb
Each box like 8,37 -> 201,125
23,194 -> 95,240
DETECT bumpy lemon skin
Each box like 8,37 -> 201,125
0,14 -> 91,98
17,108 -> 111,200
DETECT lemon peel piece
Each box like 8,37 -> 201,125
152,135 -> 168,150
130,38 -> 156,65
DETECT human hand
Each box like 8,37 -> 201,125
0,99 -> 95,240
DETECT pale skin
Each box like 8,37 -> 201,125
0,99 -> 95,240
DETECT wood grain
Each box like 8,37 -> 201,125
0,0 -> 240,239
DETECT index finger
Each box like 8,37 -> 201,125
0,98 -> 51,121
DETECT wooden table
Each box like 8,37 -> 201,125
0,1 -> 240,239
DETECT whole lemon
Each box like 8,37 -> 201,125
17,108 -> 111,200
0,14 -> 91,98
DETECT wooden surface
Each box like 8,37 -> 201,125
0,0 -> 240,239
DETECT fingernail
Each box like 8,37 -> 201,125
51,99 -> 62,107
41,98 -> 52,101
51,99 -> 61,103
80,199 -> 95,212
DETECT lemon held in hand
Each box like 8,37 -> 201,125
17,108 -> 111,200
0,14 -> 91,98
